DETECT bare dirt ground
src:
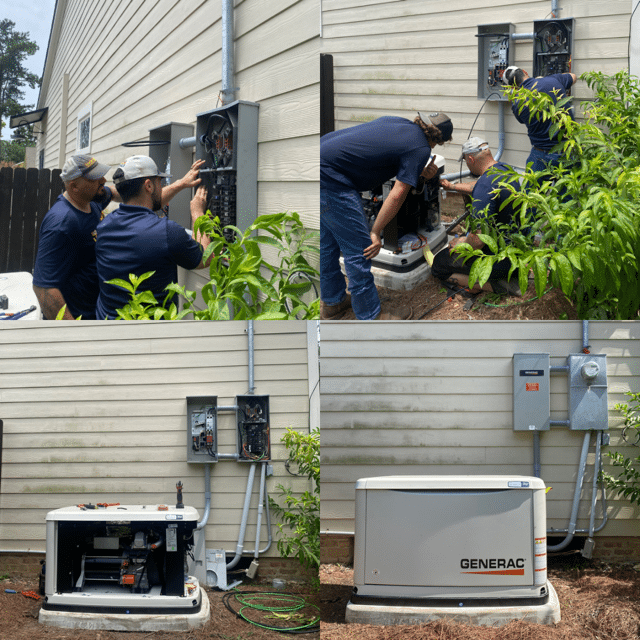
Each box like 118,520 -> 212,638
338,192 -> 579,321
319,556 -> 640,640
0,576 -> 319,640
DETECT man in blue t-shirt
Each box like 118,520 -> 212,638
33,155 -> 114,319
321,112 -> 453,320
95,155 -> 211,319
435,138 -> 525,296
502,66 -> 577,172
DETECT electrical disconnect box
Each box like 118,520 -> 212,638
41,505 -> 202,616
360,154 -> 447,273
513,353 -> 551,431
568,354 -> 608,431
148,122 -> 195,229
351,476 -> 549,602
477,23 -> 515,100
236,395 -> 270,461
187,396 -> 218,463
533,19 -> 574,81
195,101 -> 259,237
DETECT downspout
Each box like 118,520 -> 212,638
221,0 -> 236,104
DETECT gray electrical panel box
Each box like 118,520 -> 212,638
513,353 -> 551,431
148,122 -> 195,229
477,23 -> 515,101
187,396 -> 218,463
236,395 -> 270,461
568,354 -> 608,430
196,100 -> 259,235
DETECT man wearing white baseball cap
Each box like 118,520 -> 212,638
95,155 -> 210,319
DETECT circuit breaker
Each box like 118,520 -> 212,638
513,353 -> 551,431
195,101 -> 259,236
187,396 -> 218,463
236,395 -> 270,461
533,19 -> 574,82
477,23 -> 515,101
147,122 -> 195,229
567,354 -> 608,431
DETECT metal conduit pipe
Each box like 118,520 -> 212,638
196,464 -> 212,530
218,453 -> 240,461
226,462 -> 257,569
254,461 -> 267,558
221,0 -> 235,104
547,431 -> 592,551
511,33 -> 535,41
550,420 -> 570,427
179,136 -> 196,149
588,431 -> 602,538
217,405 -> 239,412
248,320 -> 255,394
582,320 -> 590,351
533,430 -> 542,478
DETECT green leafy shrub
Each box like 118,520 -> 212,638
453,70 -> 640,319
601,391 -> 640,506
268,427 -> 320,574
108,211 -> 319,320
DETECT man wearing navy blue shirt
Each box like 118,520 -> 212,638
502,66 -> 577,171
33,155 -> 114,319
435,138 -> 524,296
321,112 -> 453,320
95,156 -> 211,319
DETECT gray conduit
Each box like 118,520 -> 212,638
254,462 -> 267,559
226,462 -> 257,569
196,464 -> 212,530
221,0 -> 235,104
248,320 -> 255,394
547,431 -> 591,552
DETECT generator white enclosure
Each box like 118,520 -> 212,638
353,476 -> 548,602
41,505 -> 206,620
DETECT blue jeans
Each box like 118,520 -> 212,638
320,184 -> 381,320
527,147 -> 562,172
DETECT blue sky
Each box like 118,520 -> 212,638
1,0 -> 57,138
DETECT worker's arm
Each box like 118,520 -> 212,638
161,159 -> 205,207
364,179 -> 412,260
440,178 -> 476,195
190,186 -> 213,269
32,285 -> 74,319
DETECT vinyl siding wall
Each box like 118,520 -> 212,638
0,321 -> 316,556
320,321 -> 640,539
321,0 -> 632,169
37,0 -> 319,266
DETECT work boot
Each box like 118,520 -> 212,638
376,304 -> 413,320
491,278 -> 523,297
320,294 -> 352,320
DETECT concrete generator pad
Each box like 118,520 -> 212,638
345,581 -> 560,628
39,587 -> 210,632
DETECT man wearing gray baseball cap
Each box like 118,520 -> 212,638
95,155 -> 211,319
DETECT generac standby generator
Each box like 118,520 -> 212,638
39,504 -> 208,630
349,476 -> 559,624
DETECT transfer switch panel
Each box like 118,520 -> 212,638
513,353 -> 551,431
477,23 -> 515,101
236,395 -> 270,461
187,396 -> 218,463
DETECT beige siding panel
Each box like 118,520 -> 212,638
0,322 -> 313,556
320,321 -> 640,541
259,136 -> 319,182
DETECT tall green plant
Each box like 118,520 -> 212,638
601,391 -> 640,506
108,211 -> 319,320
268,427 -> 320,573
453,70 -> 640,319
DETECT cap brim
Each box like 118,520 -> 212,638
82,162 -> 111,180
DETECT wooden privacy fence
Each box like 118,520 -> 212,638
0,167 -> 64,273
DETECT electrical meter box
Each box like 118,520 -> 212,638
567,354 -> 608,431
147,122 -> 195,229
236,395 -> 270,461
41,504 -> 203,617
187,396 -> 218,463
352,476 -> 549,602
533,19 -> 574,82
477,23 -> 515,100
513,353 -> 551,431
196,100 -> 259,235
